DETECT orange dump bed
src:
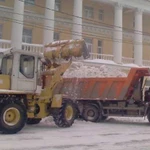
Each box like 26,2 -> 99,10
53,68 -> 150,101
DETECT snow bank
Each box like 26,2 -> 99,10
63,62 -> 127,78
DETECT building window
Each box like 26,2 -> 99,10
25,0 -> 35,5
84,6 -> 94,18
0,25 -> 2,39
98,40 -> 102,54
55,0 -> 61,11
54,32 -> 60,41
99,9 -> 104,21
85,38 -> 93,53
22,28 -> 32,43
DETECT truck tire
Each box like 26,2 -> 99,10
0,103 -> 27,134
147,110 -> 150,123
53,100 -> 76,127
101,116 -> 108,121
26,118 -> 41,125
82,105 -> 100,122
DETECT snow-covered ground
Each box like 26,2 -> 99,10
1,117 -> 150,150
0,61 -> 149,150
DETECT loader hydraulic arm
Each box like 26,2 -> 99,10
40,39 -> 89,99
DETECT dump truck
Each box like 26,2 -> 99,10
0,39 -> 89,134
53,67 -> 150,123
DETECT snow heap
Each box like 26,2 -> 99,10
63,62 -> 127,78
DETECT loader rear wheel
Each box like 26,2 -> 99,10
0,103 -> 27,134
82,105 -> 99,122
26,118 -> 41,125
53,100 -> 76,127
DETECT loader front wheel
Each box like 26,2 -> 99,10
26,118 -> 41,125
0,103 -> 27,134
53,100 -> 76,127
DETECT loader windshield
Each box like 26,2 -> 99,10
1,55 -> 13,75
0,53 -> 3,69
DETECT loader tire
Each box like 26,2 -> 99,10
0,103 -> 27,134
82,105 -> 100,122
26,118 -> 41,125
53,100 -> 76,127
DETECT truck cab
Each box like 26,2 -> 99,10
142,76 -> 150,101
0,48 -> 43,94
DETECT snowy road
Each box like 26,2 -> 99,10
1,117 -> 150,150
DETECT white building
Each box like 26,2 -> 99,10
0,0 -> 150,68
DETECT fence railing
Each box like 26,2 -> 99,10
1,40 -> 150,67
0,39 -> 11,48
90,53 -> 136,64
122,57 -> 134,64
143,60 -> 150,67
89,53 -> 150,67
90,53 -> 114,61
22,43 -> 44,53
0,40 -> 44,53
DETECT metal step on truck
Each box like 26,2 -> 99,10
52,67 -> 150,123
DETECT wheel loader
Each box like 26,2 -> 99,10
0,39 -> 89,134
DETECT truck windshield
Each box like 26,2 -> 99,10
1,55 -> 13,75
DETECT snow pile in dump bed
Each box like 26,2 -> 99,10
63,62 -> 127,78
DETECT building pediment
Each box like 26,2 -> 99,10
94,0 -> 150,13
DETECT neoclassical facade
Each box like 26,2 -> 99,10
0,0 -> 150,66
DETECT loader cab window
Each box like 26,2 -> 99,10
0,53 -> 4,71
1,55 -> 13,75
20,55 -> 35,78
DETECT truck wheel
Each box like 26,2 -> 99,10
53,100 -> 76,127
26,118 -> 41,125
101,116 -> 108,121
82,105 -> 99,122
0,103 -> 27,134
147,110 -> 150,123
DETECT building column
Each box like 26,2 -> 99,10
134,9 -> 143,66
113,3 -> 123,64
11,0 -> 24,49
43,0 -> 55,45
72,0 -> 83,39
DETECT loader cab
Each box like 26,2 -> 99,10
0,49 -> 43,94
